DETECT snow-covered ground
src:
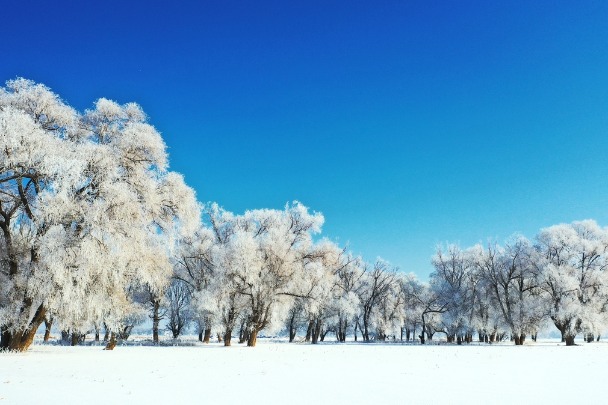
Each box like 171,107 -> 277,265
1,339 -> 606,404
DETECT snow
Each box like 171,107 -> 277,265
2,339 -> 607,404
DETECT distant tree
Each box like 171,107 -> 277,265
431,245 -> 478,343
472,238 -> 546,345
357,260 -> 398,342
165,280 -> 192,339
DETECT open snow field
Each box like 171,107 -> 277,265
2,340 -> 607,404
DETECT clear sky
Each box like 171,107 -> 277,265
2,1 -> 608,278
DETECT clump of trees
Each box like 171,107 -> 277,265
2,79 -> 607,351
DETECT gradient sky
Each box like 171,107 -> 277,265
2,1 -> 608,278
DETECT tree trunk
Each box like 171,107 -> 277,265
224,329 -> 232,346
198,330 -> 203,342
43,317 -> 53,342
247,328 -> 258,347
203,328 -> 211,343
152,299 -> 161,344
565,335 -> 576,346
420,318 -> 426,345
289,325 -> 296,342
311,320 -> 321,344
2,303 -> 47,352
238,322 -> 246,344
305,319 -> 313,342
0,329 -> 10,349
104,332 -> 117,350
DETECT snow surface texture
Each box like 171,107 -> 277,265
1,340 -> 606,404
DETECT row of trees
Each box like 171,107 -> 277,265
169,214 -> 608,348
1,79 -> 606,351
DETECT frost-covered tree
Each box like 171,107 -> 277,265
0,79 -> 199,351
331,253 -> 363,342
173,227 -> 216,343
357,260 -> 398,342
194,202 -> 324,347
400,273 -> 424,341
165,280 -> 192,339
431,245 -> 478,343
536,220 -> 608,345
298,241 -> 357,344
472,238 -> 546,345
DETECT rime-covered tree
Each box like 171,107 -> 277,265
357,260 -> 398,342
195,202 -> 324,347
431,245 -> 478,343
165,280 -> 192,339
472,238 -> 546,345
0,79 -> 199,351
536,220 -> 608,345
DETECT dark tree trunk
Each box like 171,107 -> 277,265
565,335 -> 576,346
238,322 -> 247,344
305,319 -> 313,342
363,320 -> 370,342
198,330 -> 203,342
247,328 -> 259,347
203,328 -> 211,343
104,332 -> 117,350
152,299 -> 161,344
224,329 -> 232,346
2,303 -> 47,352
420,316 -> 426,344
43,317 -> 53,342
0,329 -> 10,349
311,319 -> 321,344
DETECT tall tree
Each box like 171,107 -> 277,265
0,79 -> 199,351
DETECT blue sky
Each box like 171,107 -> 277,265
2,1 -> 608,278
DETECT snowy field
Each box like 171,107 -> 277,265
1,339 -> 607,404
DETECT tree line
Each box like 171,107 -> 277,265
1,79 -> 605,351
